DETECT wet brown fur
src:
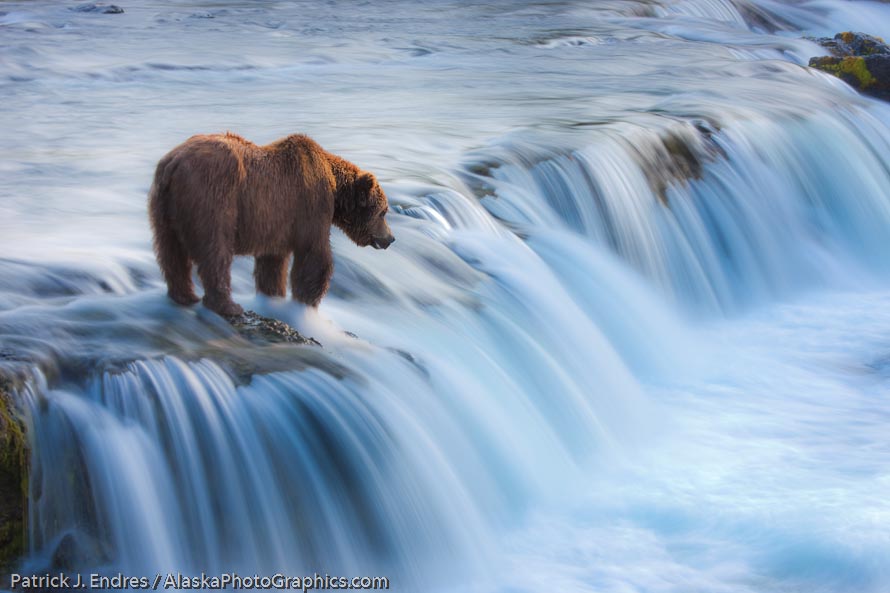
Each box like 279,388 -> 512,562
148,132 -> 393,315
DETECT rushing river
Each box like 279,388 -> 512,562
2,0 -> 890,591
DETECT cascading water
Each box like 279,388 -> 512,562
471,110 -> 890,313
2,0 -> 890,591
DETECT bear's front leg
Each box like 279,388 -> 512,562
196,252 -> 244,317
254,254 -> 289,297
291,244 -> 333,308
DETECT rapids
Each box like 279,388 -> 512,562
2,1 -> 890,591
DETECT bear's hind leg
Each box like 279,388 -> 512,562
154,224 -> 199,306
291,245 -> 334,308
254,254 -> 289,297
196,252 -> 244,316
169,268 -> 200,306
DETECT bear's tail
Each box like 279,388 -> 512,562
149,156 -> 195,303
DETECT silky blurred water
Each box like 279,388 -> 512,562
2,1 -> 890,591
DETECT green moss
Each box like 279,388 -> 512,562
837,56 -> 876,87
0,521 -> 24,569
0,392 -> 25,476
812,56 -> 876,89
0,377 -> 27,574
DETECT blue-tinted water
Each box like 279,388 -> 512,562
2,1 -> 890,591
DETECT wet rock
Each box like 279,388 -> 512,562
631,124 -> 725,205
809,32 -> 890,101
388,348 -> 429,378
223,310 -> 321,347
71,3 -> 124,14
812,31 -> 890,58
49,532 -> 106,572
0,371 -> 27,576
735,2 -> 792,33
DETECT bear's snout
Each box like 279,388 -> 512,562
371,234 -> 395,250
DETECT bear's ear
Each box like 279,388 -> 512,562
355,172 -> 375,199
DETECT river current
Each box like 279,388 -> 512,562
2,1 -> 890,592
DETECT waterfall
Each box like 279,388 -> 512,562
4,0 -> 890,591
466,110 -> 890,313
12,97 -> 890,588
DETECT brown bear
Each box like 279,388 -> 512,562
148,132 -> 394,316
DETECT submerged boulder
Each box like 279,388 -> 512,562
71,3 -> 125,14
809,32 -> 890,101
0,369 -> 27,576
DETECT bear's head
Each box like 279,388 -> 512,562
335,172 -> 395,250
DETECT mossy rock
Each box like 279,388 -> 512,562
814,32 -> 890,58
0,373 -> 27,577
808,32 -> 890,101
810,54 -> 890,100
811,56 -> 876,87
